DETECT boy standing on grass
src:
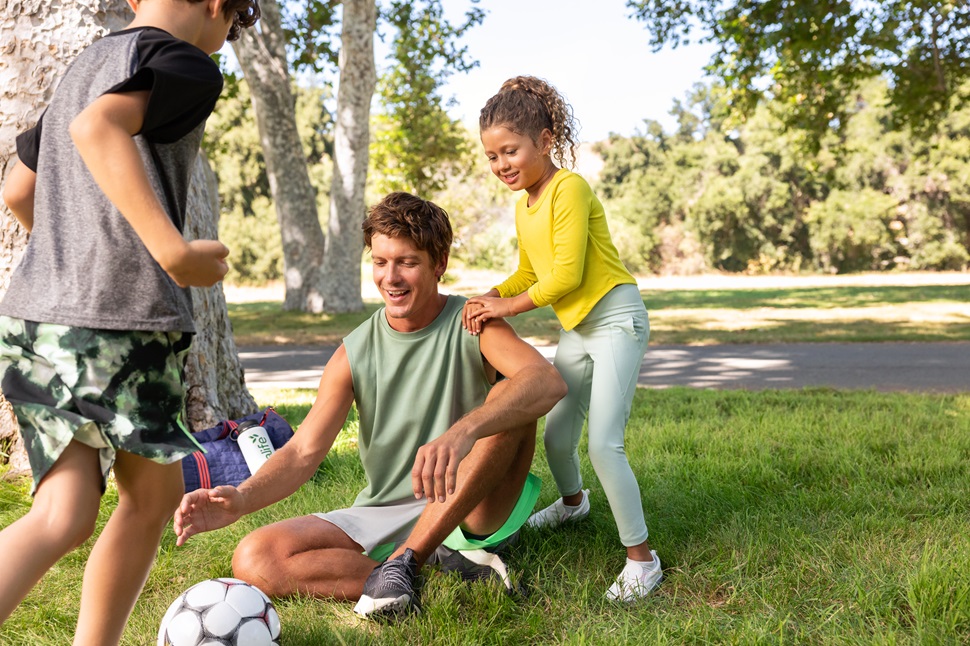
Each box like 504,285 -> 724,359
0,1 -> 259,644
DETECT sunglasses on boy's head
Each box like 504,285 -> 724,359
226,0 -> 261,42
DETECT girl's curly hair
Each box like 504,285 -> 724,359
479,76 -> 579,169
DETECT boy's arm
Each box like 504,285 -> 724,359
174,345 -> 357,545
1,161 -> 36,231
69,90 -> 228,287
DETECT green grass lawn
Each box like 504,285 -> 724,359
2,387 -> 969,644
229,284 -> 970,346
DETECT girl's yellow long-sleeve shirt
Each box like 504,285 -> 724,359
494,169 -> 637,331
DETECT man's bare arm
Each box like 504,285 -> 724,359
411,319 -> 566,501
174,346 -> 356,544
237,346 -> 356,508
458,319 -> 566,437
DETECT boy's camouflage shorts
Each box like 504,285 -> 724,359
0,316 -> 202,494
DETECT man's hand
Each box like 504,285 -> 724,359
411,428 -> 476,503
174,485 -> 246,546
161,239 -> 230,288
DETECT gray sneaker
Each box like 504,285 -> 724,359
353,548 -> 421,621
526,489 -> 591,529
432,545 -> 513,591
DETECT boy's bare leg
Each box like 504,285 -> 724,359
0,440 -> 102,624
391,380 -> 537,564
73,451 -> 183,646
232,516 -> 379,600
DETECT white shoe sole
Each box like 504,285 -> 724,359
606,572 -> 662,602
460,549 -> 512,590
606,552 -> 663,602
353,593 -> 415,619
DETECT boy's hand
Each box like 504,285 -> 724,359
162,239 -> 230,288
174,485 -> 246,546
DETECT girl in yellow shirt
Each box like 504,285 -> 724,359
463,76 -> 661,602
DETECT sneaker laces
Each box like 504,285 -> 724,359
367,549 -> 417,597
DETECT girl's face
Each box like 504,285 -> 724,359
481,126 -> 557,198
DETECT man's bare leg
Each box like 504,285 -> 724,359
352,382 -> 537,619
232,516 -> 377,600
391,379 -> 537,564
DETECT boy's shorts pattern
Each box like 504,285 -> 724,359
0,316 -> 202,494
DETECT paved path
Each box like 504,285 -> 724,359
239,342 -> 970,393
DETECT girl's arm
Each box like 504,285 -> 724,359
526,179 -> 591,307
462,236 -> 540,333
462,290 -> 536,336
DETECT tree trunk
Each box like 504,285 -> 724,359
184,154 -> 258,430
323,0 -> 375,313
233,0 -> 330,313
0,1 -> 255,475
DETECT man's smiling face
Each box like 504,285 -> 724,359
370,233 -> 447,332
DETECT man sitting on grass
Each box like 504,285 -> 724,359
173,191 -> 566,620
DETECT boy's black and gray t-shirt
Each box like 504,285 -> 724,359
4,27 -> 223,333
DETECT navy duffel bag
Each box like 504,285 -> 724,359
181,408 -> 294,492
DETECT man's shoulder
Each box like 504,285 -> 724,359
344,306 -> 386,345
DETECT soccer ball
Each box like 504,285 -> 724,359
157,578 -> 281,646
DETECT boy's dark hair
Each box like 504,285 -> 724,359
362,192 -> 453,269
182,0 -> 260,41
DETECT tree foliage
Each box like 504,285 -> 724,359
206,81 -> 333,285
627,1 -> 970,140
594,78 -> 970,274
370,0 -> 484,196
280,0 -> 340,73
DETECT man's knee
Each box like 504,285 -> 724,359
232,528 -> 282,592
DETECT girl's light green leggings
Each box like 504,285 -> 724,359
544,283 -> 650,547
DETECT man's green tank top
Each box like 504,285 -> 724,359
343,295 -> 491,506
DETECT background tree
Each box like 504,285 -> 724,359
322,0 -> 376,314
627,1 -> 970,140
593,77 -> 970,274
370,0 -> 484,196
227,0 -> 483,311
0,1 -> 254,474
207,81 -> 333,286
234,0 -> 334,312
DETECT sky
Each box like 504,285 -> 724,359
431,0 -> 717,143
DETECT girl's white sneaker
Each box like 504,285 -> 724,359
526,489 -> 590,529
606,551 -> 662,602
